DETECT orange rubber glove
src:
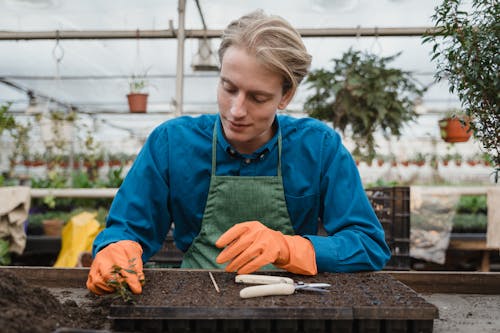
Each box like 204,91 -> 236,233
86,240 -> 145,295
215,221 -> 317,275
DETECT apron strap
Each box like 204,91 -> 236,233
211,121 -> 218,176
212,118 -> 282,177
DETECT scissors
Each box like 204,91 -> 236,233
235,274 -> 331,299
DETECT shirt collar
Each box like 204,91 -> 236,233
216,115 -> 280,159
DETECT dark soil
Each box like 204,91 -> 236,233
0,269 -> 437,333
109,271 -> 437,332
133,270 -> 432,310
0,270 -> 111,333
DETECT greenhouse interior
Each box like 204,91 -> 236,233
0,1 -> 499,332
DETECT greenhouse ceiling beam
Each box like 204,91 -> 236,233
0,27 -> 439,41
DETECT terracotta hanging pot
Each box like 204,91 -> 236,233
438,117 -> 472,143
127,93 -> 149,113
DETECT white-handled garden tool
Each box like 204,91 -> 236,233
235,274 -> 331,299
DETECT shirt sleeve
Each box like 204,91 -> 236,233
305,132 -> 391,272
92,125 -> 172,262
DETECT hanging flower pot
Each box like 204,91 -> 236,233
438,117 -> 472,143
127,93 -> 149,113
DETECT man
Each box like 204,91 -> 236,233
87,10 -> 390,295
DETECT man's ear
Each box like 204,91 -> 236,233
277,88 -> 295,110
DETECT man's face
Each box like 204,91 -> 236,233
217,46 -> 293,154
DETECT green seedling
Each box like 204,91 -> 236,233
0,239 -> 11,265
106,258 -> 145,303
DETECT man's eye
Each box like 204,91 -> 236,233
222,82 -> 236,93
252,96 -> 267,103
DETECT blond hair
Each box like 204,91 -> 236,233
218,10 -> 312,94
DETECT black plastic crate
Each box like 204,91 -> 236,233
365,187 -> 411,270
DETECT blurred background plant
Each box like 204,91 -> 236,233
304,48 -> 425,162
423,0 -> 499,180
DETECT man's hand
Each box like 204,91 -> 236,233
86,240 -> 145,295
215,221 -> 317,275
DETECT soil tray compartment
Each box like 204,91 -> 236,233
109,270 -> 437,333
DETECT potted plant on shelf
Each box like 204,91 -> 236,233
452,153 -> 463,166
423,0 -> 499,180
410,152 -> 427,167
441,153 -> 454,167
127,74 -> 149,113
304,48 -> 425,163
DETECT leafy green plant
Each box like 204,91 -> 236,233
28,211 -> 70,226
0,103 -> 16,136
423,0 -> 499,177
0,239 -> 11,265
410,152 -> 427,166
452,195 -> 488,232
128,69 -> 151,94
365,178 -> 400,188
452,214 -> 487,233
106,258 -> 145,303
129,78 -> 148,93
304,48 -> 425,161
456,195 -> 487,215
30,170 -> 68,208
71,170 -> 93,188
35,110 -> 77,152
105,166 -> 124,188
2,108 -> 32,178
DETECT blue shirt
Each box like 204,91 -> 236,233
93,114 -> 391,272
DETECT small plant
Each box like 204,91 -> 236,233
106,258 -> 145,303
441,153 -> 454,166
128,68 -> 151,94
410,152 -> 427,166
129,77 -> 148,94
0,239 -> 11,265
451,152 -> 463,166
105,166 -> 124,188
31,170 -> 68,208
0,103 -> 16,136
456,195 -> 487,215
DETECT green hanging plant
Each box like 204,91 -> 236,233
423,0 -> 499,180
304,48 -> 425,162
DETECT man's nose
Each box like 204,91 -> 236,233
230,92 -> 247,117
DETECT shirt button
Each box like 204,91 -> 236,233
244,158 -> 251,164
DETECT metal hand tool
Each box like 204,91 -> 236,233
235,274 -> 331,299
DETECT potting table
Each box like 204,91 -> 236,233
0,267 -> 449,333
3,267 -> 500,333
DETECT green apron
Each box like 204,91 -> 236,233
181,120 -> 295,269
